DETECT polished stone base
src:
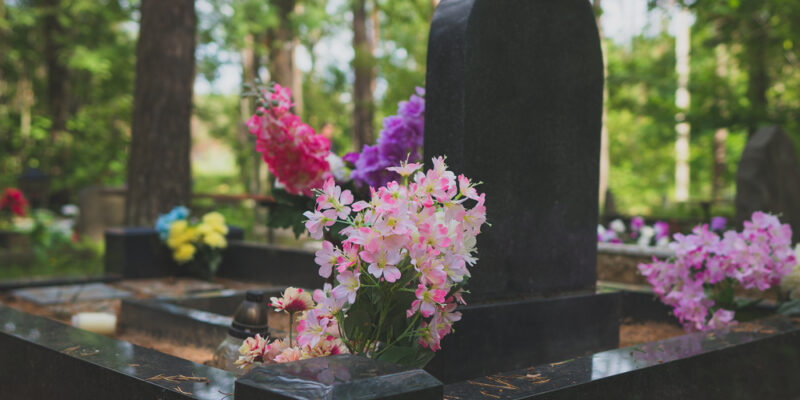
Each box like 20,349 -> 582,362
236,355 -> 442,400
444,316 -> 800,399
426,291 -> 621,383
0,305 -> 235,400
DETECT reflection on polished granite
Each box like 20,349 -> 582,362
444,316 -> 800,399
236,355 -> 442,400
0,304 -> 235,399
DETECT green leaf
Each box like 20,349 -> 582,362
778,299 -> 800,316
375,343 -> 435,368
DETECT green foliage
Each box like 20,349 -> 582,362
266,188 -> 314,238
0,209 -> 104,280
0,0 -> 135,197
339,261 -> 433,368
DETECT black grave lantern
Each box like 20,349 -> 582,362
17,167 -> 50,209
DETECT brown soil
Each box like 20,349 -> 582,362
619,321 -> 686,348
597,253 -> 650,285
116,331 -> 214,365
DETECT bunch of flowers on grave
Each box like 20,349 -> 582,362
0,188 -> 29,229
343,87 -> 425,190
638,211 -> 795,331
155,206 -> 228,279
597,217 -> 670,247
245,81 -> 342,237
235,158 -> 487,369
779,245 -> 800,303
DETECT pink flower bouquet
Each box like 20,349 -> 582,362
237,157 -> 487,368
638,211 -> 795,331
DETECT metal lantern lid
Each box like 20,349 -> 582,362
228,290 -> 270,339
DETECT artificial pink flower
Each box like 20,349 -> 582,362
387,162 -> 423,178
408,284 -> 447,318
270,287 -> 314,314
315,241 -> 339,278
332,270 -> 361,304
303,209 -> 337,240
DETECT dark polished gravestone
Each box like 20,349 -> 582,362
236,355 -> 442,400
735,125 -> 800,235
444,316 -> 800,399
104,227 -> 324,288
424,0 -> 618,382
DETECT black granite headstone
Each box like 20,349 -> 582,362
424,0 -> 617,381
425,0 -> 604,299
735,125 -> 800,237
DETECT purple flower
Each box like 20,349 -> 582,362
654,221 -> 670,240
710,216 -> 727,232
342,152 -> 360,165
631,216 -> 645,232
349,87 -> 425,188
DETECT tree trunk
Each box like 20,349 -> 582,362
266,0 -> 302,115
352,0 -> 375,150
712,44 -> 729,201
240,33 -> 260,194
674,6 -> 691,202
746,16 -> 768,136
594,0 -> 610,211
41,0 -> 68,134
126,0 -> 196,226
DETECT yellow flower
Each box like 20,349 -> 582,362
202,212 -> 228,234
203,232 -> 227,249
167,220 -> 189,249
196,223 -> 213,237
173,243 -> 196,263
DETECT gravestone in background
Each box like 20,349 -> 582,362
424,0 -> 619,382
78,186 -> 126,240
736,126 -> 800,237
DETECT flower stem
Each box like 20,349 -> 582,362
288,311 -> 294,346
374,313 -> 420,358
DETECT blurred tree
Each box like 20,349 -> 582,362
0,0 -> 135,199
352,0 -> 375,151
126,0 -> 196,226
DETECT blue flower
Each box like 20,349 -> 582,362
155,206 -> 190,240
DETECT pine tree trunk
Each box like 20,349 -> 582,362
594,0 -> 610,212
126,0 -> 196,226
352,0 -> 375,151
42,0 -> 68,134
239,33 -> 260,194
746,17 -> 768,136
712,45 -> 729,201
674,6 -> 691,202
266,0 -> 302,115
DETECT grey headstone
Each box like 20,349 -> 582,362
425,0 -> 604,299
735,126 -> 800,238
78,186 -> 126,240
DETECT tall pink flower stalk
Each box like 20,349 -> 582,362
247,83 -> 331,196
638,211 -> 795,331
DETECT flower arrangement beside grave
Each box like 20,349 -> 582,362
236,158 -> 487,369
155,206 -> 229,279
344,87 -> 425,189
598,217 -> 671,247
246,82 -> 425,238
638,211 -> 795,331
0,188 -> 29,228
